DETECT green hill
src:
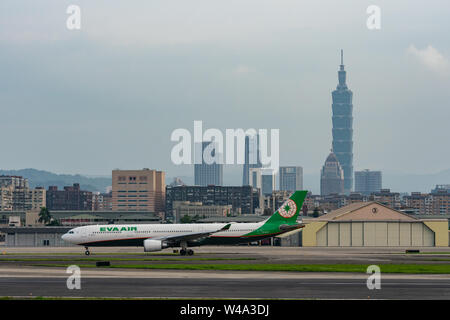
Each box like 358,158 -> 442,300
0,169 -> 111,193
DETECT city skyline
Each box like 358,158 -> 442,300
1,1 -> 450,184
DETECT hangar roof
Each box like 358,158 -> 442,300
318,202 -> 417,221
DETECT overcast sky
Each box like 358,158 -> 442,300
1,1 -> 449,184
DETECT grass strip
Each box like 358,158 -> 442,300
31,263 -> 450,274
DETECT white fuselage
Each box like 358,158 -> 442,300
62,222 -> 266,247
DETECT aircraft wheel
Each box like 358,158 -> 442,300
187,249 -> 194,256
180,249 -> 186,256
85,250 -> 90,256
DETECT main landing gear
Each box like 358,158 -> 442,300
84,246 -> 90,256
180,249 -> 194,256
179,242 -> 194,256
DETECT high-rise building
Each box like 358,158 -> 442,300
404,190 -> 450,215
261,170 -> 276,196
0,175 -> 29,189
249,167 -> 276,197
279,166 -> 303,192
0,176 -> 45,211
355,170 -> 382,195
25,187 -> 46,211
46,184 -> 92,211
331,50 -> 354,194
172,201 -> 232,223
112,169 -> 165,213
0,186 -> 13,211
320,152 -> 344,196
243,134 -> 262,186
249,168 -> 262,191
165,185 -> 260,217
369,189 -> 401,210
194,141 -> 223,186
432,185 -> 450,194
92,192 -> 113,211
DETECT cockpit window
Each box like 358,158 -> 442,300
68,231 -> 74,234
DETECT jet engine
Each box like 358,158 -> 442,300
143,239 -> 168,252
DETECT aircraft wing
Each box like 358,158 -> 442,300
152,223 -> 231,243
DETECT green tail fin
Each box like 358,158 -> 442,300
265,190 -> 308,225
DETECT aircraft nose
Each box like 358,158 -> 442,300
61,233 -> 68,241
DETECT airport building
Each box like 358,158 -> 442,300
0,227 -> 73,247
302,202 -> 448,247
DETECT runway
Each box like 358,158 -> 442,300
1,275 -> 450,299
0,246 -> 449,299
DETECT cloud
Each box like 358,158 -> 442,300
407,45 -> 450,75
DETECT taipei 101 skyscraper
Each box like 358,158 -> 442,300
331,50 -> 353,194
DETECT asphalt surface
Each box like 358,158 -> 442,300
1,276 -> 449,299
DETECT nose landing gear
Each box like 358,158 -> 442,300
84,246 -> 90,256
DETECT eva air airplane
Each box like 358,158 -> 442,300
62,190 -> 307,256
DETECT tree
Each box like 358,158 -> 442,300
38,207 -> 52,225
180,215 -> 192,223
312,207 -> 320,218
38,207 -> 60,226
47,219 -> 61,226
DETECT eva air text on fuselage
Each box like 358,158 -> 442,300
99,226 -> 137,232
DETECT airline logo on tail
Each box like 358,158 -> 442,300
278,199 -> 297,218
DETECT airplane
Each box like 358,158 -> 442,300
62,190 -> 307,256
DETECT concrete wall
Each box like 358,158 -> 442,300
5,232 -> 73,247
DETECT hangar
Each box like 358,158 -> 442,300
302,202 -> 448,247
0,227 -> 72,247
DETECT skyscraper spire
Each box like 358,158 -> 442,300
338,49 -> 347,87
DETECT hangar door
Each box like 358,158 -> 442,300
316,222 -> 435,247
